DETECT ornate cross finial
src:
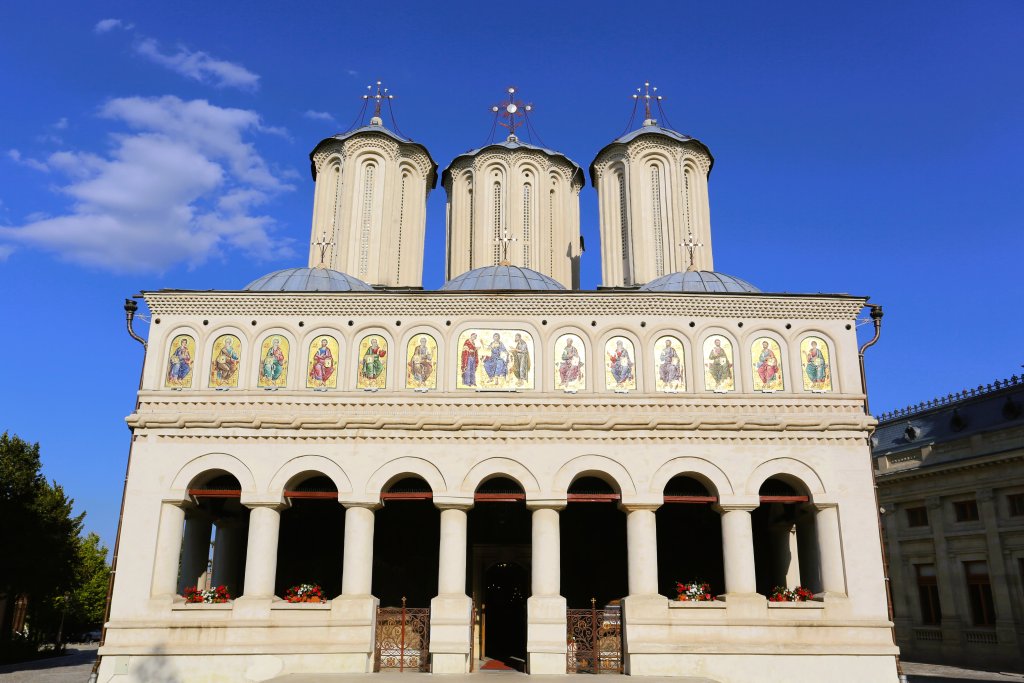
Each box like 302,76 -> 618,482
680,230 -> 704,271
495,228 -> 517,264
363,80 -> 394,120
313,231 -> 333,268
633,81 -> 663,123
491,86 -> 533,141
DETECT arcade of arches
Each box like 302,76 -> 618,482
164,469 -> 846,672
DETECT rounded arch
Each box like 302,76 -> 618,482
597,328 -> 643,393
549,325 -> 590,393
268,455 -> 353,496
791,328 -> 841,393
553,454 -> 637,497
203,325 -> 250,390
159,325 -> 201,390
253,327 -> 299,389
744,329 -> 789,393
351,326 -> 395,390
400,325 -> 444,391
745,457 -> 826,497
365,456 -> 447,498
460,457 -> 541,495
650,457 -> 734,497
170,452 -> 257,495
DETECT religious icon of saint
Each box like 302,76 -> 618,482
166,335 -> 194,388
460,333 -> 479,387
359,337 -> 387,387
308,337 -> 336,389
210,335 -> 241,388
704,337 -> 733,391
752,338 -> 784,391
509,332 -> 531,387
801,337 -> 831,391
557,336 -> 584,389
607,338 -> 634,389
259,337 -> 287,386
407,335 -> 435,388
657,337 -> 684,391
482,333 -> 509,386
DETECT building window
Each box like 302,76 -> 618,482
522,182 -> 532,267
1008,493 -> 1024,517
964,561 -> 996,626
396,172 -> 408,281
617,172 -> 631,283
358,163 -> 376,277
954,499 -> 980,522
915,564 -> 941,625
650,165 -> 664,277
492,180 -> 503,264
906,506 -> 929,527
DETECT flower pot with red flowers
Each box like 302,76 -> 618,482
183,585 -> 232,603
284,583 -> 326,603
768,585 -> 814,602
675,580 -> 714,602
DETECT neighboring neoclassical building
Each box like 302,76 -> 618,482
874,376 -> 1024,672
95,85 -> 899,683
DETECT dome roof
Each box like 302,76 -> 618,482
441,137 -> 584,187
638,270 -> 760,294
441,265 -> 567,291
245,267 -> 373,292
589,122 -> 714,186
308,123 -> 438,186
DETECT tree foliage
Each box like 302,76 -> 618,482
0,431 -> 107,659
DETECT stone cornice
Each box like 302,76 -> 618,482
141,291 -> 867,320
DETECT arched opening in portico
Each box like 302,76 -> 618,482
561,476 -> 627,608
752,477 -> 821,596
372,476 -> 439,608
468,476 -> 530,670
180,472 -> 249,600
275,475 -> 344,599
656,475 -> 724,598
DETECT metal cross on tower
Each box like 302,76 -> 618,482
495,228 -> 518,264
633,81 -> 663,121
363,80 -> 394,119
491,87 -> 533,140
313,231 -> 334,268
680,230 -> 704,271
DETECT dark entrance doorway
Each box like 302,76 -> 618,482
468,477 -> 531,670
561,477 -> 627,608
372,477 -> 439,608
482,562 -> 528,666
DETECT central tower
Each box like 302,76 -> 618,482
442,88 -> 584,289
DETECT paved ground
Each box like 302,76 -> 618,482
0,649 -> 1021,683
0,643 -> 96,683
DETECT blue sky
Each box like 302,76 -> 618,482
1,1 -> 1022,549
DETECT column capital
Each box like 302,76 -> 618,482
619,493 -> 663,511
240,496 -> 287,511
811,501 -> 839,512
433,495 -> 474,511
714,495 -> 759,513
619,502 -> 661,513
526,497 -> 567,511
339,494 -> 382,510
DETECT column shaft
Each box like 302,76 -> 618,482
626,508 -> 659,595
178,514 -> 212,594
531,507 -> 561,596
152,503 -> 186,597
816,505 -> 846,594
437,508 -> 469,595
242,505 -> 281,598
720,508 -> 757,594
341,505 -> 375,595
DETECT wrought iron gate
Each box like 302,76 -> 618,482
566,600 -> 622,674
374,599 -> 430,672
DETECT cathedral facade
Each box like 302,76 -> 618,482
96,87 -> 900,683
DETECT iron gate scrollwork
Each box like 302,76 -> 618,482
374,598 -> 430,672
566,600 -> 622,674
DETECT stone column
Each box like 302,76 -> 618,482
977,489 -> 1015,642
796,510 -> 822,593
770,522 -> 801,588
625,506 -> 660,596
177,511 -> 212,595
430,502 -> 472,674
152,502 -> 186,598
233,503 -> 283,617
527,504 -> 567,674
927,496 -> 963,643
341,505 -> 376,596
717,504 -> 758,596
815,504 -> 847,596
211,519 -> 245,597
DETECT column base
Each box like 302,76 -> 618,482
717,592 -> 765,617
429,594 -> 472,673
231,595 -> 274,618
527,594 -> 567,674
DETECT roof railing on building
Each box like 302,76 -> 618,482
877,374 -> 1021,422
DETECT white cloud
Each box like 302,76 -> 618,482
303,110 -> 336,123
135,38 -> 260,91
346,69 -> 358,77
0,96 -> 294,273
0,244 -> 12,260
94,18 -> 132,34
6,149 -> 49,172
54,117 -> 69,130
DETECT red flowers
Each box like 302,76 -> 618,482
284,583 -> 326,603
769,586 -> 814,602
675,580 -> 714,602
184,585 -> 231,603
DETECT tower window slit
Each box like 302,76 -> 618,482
618,172 -> 630,282
548,187 -> 555,275
522,183 -> 531,267
358,164 -> 375,276
651,165 -> 664,277
396,173 -> 407,280
493,180 -> 502,265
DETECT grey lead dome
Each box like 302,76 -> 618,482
441,265 -> 566,291
245,267 -> 374,292
638,270 -> 760,293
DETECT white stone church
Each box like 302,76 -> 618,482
96,85 -> 900,682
